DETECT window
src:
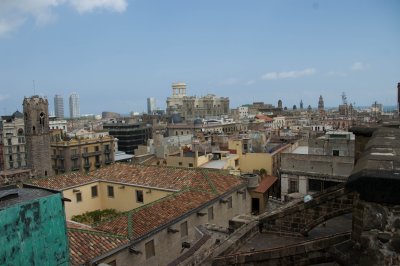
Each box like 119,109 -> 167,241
180,221 -> 188,238
242,191 -> 247,200
84,147 -> 88,153
91,186 -> 98,198
227,196 -> 232,209
188,163 -> 193,167
208,206 -> 214,221
7,139 -> 11,145
95,146 -> 99,152
136,190 -> 144,203
76,192 -> 82,202
72,149 -> 78,155
178,162 -> 182,166
145,240 -> 155,259
107,186 -> 114,198
289,180 -> 298,193
333,150 -> 340,156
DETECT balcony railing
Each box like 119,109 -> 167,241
82,151 -> 102,157
71,154 -> 80,160
84,162 -> 92,169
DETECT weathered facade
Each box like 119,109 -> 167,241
23,96 -> 53,177
0,185 -> 69,265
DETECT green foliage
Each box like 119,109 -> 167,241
71,209 -> 120,225
259,168 -> 267,175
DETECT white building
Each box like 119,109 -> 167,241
69,93 -> 80,118
54,94 -> 64,118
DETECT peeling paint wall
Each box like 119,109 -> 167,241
0,194 -> 69,265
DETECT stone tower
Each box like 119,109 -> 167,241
23,96 -> 53,177
318,95 -> 324,111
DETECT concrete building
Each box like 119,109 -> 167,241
54,94 -> 64,118
23,96 -> 53,177
147,97 -> 156,114
69,93 -> 80,118
49,117 -> 68,132
167,119 -> 238,137
0,184 -> 69,265
103,119 -> 152,154
29,163 -> 250,265
280,131 -> 355,201
166,82 -> 229,119
0,111 -> 27,170
50,129 -> 115,174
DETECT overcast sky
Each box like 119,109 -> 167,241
0,0 -> 399,115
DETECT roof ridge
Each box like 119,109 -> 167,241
200,169 -> 219,195
68,227 -> 128,240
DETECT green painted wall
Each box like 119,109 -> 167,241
0,193 -> 69,266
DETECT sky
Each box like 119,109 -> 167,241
0,0 -> 399,116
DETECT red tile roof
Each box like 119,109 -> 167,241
95,190 -> 214,238
67,223 -> 128,266
29,164 -> 245,264
255,114 -> 273,122
253,176 -> 278,193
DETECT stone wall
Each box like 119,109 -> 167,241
260,185 -> 354,235
351,198 -> 400,266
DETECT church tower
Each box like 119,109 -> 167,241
318,95 -> 324,111
23,96 -> 53,177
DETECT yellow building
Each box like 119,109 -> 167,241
228,138 -> 292,176
50,129 -> 115,174
29,163 -> 250,266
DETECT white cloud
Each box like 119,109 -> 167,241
0,0 -> 128,37
262,68 -> 316,80
246,80 -> 255,85
69,0 -> 127,13
351,62 -> 369,71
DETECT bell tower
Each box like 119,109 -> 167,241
23,95 -> 53,177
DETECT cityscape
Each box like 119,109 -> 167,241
1,1 -> 400,266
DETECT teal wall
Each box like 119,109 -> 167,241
0,193 -> 69,266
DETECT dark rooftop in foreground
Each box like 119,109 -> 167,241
346,127 -> 400,204
0,185 -> 55,209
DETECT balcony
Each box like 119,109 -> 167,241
51,155 -> 64,160
82,151 -> 102,157
84,162 -> 92,169
71,166 -> 80,171
71,154 -> 80,160
95,161 -> 102,168
105,159 -> 113,165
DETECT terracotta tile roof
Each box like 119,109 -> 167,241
67,223 -> 129,266
255,114 -> 273,122
28,164 -> 242,194
28,164 -> 245,264
29,171 -> 97,190
94,190 -> 215,239
253,176 -> 278,193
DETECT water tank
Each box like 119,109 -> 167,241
241,173 -> 260,188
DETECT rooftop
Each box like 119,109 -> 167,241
0,185 -> 55,209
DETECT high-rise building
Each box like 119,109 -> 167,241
54,94 -> 64,118
147,97 -> 156,114
300,100 -> 304,110
278,99 -> 283,109
318,95 -> 324,111
23,96 -> 52,177
69,93 -> 80,118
